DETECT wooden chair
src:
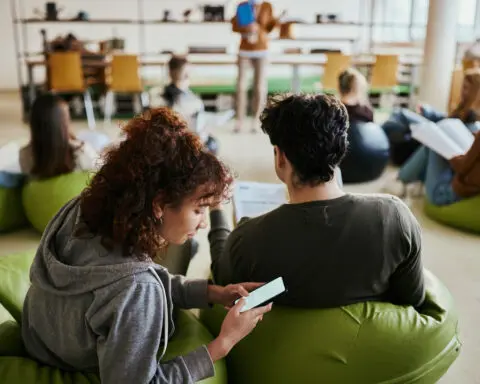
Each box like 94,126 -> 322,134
48,52 -> 96,129
462,58 -> 480,71
322,53 -> 352,92
370,55 -> 399,108
104,54 -> 147,124
448,66 -> 464,114
370,54 -> 399,90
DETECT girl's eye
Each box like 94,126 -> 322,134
195,207 -> 206,215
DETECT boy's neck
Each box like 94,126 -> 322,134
286,177 -> 345,204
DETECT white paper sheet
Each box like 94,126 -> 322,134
436,119 -> 475,153
410,121 -> 466,160
0,142 -> 21,173
233,181 -> 287,222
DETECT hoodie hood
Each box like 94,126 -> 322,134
30,197 -> 153,296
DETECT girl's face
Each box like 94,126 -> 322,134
154,187 -> 214,245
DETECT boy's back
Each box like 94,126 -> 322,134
210,193 -> 425,309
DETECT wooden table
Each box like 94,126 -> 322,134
25,54 -> 422,105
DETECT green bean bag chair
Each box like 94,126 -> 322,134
200,271 -> 460,384
22,172 -> 91,233
0,251 -> 227,384
424,195 -> 480,234
0,187 -> 27,233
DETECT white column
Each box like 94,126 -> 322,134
419,0 -> 459,112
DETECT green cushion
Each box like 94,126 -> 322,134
425,195 -> 480,233
0,251 -> 35,323
0,318 -> 26,357
200,271 -> 460,384
0,357 -> 100,384
22,172 -> 91,233
0,303 -> 26,357
0,251 -> 227,383
0,311 -> 226,384
164,310 -> 227,383
0,187 -> 28,233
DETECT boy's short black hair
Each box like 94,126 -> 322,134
260,93 -> 349,186
168,55 -> 188,73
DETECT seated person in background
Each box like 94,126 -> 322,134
208,94 -> 425,309
150,55 -> 218,155
338,68 -> 374,123
20,93 -> 98,179
385,69 -> 480,202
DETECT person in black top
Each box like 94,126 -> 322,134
208,94 -> 425,309
338,68 -> 374,123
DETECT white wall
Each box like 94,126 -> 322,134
1,0 -> 370,90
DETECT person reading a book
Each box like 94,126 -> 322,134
231,1 -> 282,133
22,107 -> 273,384
208,93 -> 425,309
149,55 -> 219,155
20,93 -> 99,179
385,69 -> 480,203
338,68 -> 374,123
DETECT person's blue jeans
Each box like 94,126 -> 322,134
398,146 -> 459,206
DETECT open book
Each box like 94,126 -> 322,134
0,142 -> 22,173
233,181 -> 288,223
410,118 -> 475,160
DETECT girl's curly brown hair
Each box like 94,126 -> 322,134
80,107 -> 233,259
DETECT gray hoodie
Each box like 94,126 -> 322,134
21,197 -> 215,383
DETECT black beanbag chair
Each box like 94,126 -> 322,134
340,121 -> 390,184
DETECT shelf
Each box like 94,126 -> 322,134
15,18 -> 362,26
15,19 -> 140,24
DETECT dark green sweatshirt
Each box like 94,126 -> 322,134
209,193 -> 425,308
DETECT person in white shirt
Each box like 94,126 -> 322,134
19,93 -> 99,179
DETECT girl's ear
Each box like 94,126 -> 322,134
152,194 -> 165,221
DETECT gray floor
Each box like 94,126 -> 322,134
0,93 -> 479,383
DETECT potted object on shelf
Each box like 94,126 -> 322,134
162,10 -> 172,22
72,11 -> 89,21
183,9 -> 192,22
46,2 -> 60,21
279,21 -> 295,39
327,14 -> 338,22
203,5 -> 225,22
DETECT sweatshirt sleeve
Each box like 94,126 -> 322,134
388,199 -> 426,308
169,274 -> 210,309
89,282 -> 215,384
208,209 -> 251,285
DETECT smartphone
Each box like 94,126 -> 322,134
235,277 -> 286,313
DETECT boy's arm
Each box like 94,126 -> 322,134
208,209 -> 251,285
388,199 -> 425,308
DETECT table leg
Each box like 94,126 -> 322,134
27,65 -> 35,107
292,64 -> 300,93
409,65 -> 419,109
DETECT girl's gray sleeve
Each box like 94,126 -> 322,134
89,282 -> 214,384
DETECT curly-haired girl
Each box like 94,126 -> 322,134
22,108 -> 271,383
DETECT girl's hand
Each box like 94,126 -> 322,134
207,283 -> 264,308
207,299 -> 272,361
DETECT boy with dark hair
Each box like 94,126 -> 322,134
208,93 -> 425,309
150,55 -> 219,155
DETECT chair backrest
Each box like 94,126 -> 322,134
370,54 -> 399,89
322,53 -> 352,90
48,52 -> 85,92
109,54 -> 142,92
449,66 -> 464,114
462,58 -> 480,71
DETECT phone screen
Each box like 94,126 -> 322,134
235,277 -> 286,313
